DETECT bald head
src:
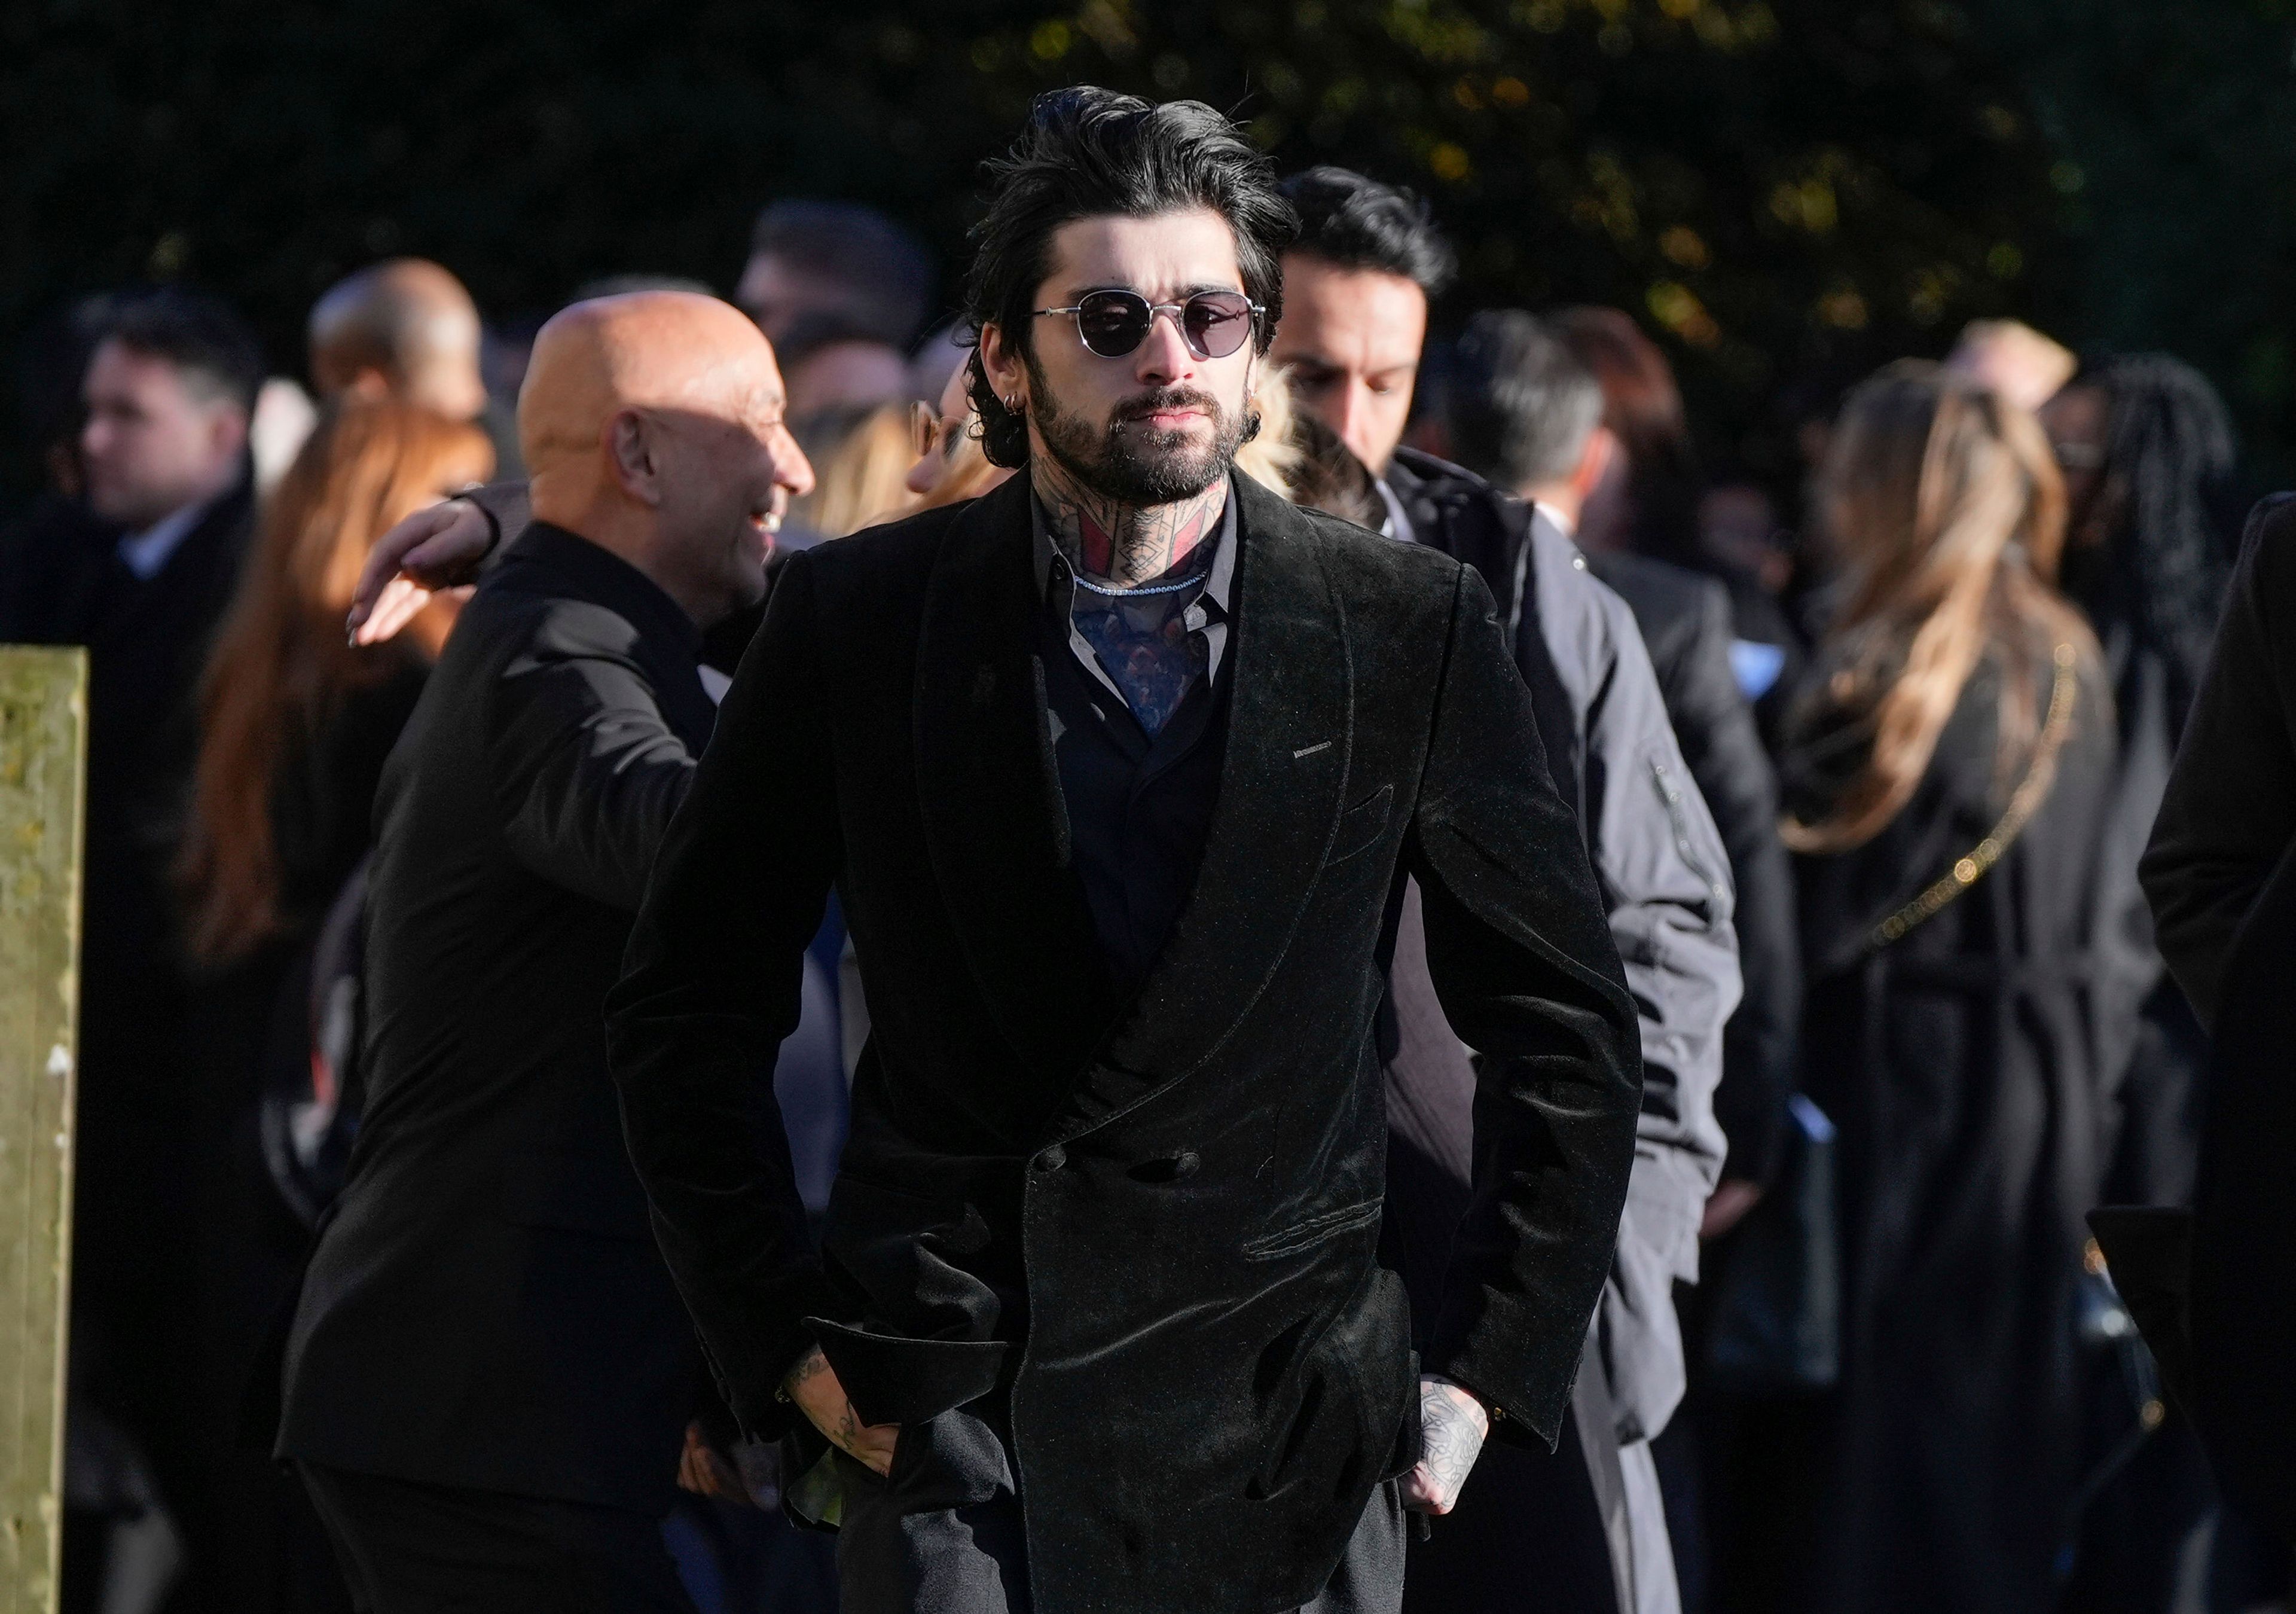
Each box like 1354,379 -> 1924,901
309,259 -> 487,421
519,291 -> 813,627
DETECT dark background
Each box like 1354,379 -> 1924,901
8,0 -> 2294,507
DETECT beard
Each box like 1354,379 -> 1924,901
1027,357 -> 1248,507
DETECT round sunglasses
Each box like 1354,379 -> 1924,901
1033,289 -> 1263,361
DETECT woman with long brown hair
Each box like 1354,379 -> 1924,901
1738,363 -> 2154,1614
182,398 -> 491,970
175,399 -> 490,1607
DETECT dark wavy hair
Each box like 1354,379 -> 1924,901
963,87 -> 1296,469
1279,166 -> 1457,300
2062,353 -> 2238,735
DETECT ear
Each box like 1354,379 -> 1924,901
978,322 -> 1027,411
212,400 -> 251,463
603,410 -> 664,507
1576,424 -> 1621,499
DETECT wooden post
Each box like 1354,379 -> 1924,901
0,648 -> 87,1614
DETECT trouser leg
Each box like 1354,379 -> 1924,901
834,1409 -> 1030,1614
295,1461 -> 695,1614
1299,1480 -> 1406,1614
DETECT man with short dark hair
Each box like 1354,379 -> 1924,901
1276,176 -> 1738,1614
737,199 -> 936,349
607,89 -> 1642,1614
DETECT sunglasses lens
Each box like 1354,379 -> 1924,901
1183,292 -> 1254,359
1076,292 -> 1153,358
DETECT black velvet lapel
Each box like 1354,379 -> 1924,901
1052,474 -> 1354,1141
914,476 -> 1119,1085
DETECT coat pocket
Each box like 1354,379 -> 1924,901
1241,1198 -> 1385,1261
1326,784 -> 1395,866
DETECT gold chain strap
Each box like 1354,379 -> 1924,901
1869,643 -> 2080,950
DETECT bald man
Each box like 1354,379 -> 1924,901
309,257 -> 491,422
276,292 -> 811,1612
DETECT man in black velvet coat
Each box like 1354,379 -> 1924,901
605,89 -> 1641,1614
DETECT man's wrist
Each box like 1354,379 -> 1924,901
1425,1372 -> 1503,1426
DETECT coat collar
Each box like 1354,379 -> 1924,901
913,470 -> 1357,1140
494,521 -> 716,750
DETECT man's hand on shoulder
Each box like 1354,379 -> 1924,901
783,1344 -> 900,1477
1402,1375 -> 1492,1515
347,495 -> 494,646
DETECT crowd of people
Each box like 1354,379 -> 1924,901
0,83 -> 2277,1614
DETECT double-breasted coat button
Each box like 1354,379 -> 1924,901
1170,1151 -> 1201,1179
1036,1145 -> 1067,1172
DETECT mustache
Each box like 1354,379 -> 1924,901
1110,386 -> 1222,424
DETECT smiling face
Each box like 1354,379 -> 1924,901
646,349 -> 813,620
522,290 -> 814,626
981,208 -> 1259,508
1269,254 -> 1428,477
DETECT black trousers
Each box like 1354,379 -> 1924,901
296,1462 -> 695,1614
831,1408 -> 1405,1614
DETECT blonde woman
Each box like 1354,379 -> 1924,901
1753,362 -> 2152,1613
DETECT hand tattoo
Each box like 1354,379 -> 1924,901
784,1345 -> 830,1393
1409,1377 -> 1491,1514
1033,450 -> 1228,588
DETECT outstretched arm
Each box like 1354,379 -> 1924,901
604,551 -> 844,1441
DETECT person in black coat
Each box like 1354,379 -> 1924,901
1766,364 -> 2152,1614
604,90 -> 1642,1614
275,290 -> 815,1610
1275,188 -> 1739,1614
0,289 -> 265,1606
2136,492 -> 2296,1552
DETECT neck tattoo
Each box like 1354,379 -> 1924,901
1033,453 -> 1228,589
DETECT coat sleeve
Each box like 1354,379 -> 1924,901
2142,494 -> 2296,1027
603,551 -> 841,1438
1558,559 -> 1739,1445
1666,578 -> 1799,1189
486,602 -> 698,911
1407,562 -> 1644,1448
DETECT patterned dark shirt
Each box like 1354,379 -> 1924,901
1031,481 -> 1238,738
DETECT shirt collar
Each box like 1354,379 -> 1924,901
116,495 -> 216,581
1374,478 -> 1418,546
499,520 -> 706,664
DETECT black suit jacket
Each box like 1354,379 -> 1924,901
277,523 -> 714,1514
2126,492 -> 2296,1540
606,472 -> 1642,1613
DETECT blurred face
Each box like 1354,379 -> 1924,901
402,305 -> 488,423
1271,254 -> 1428,476
2039,383 -> 2114,547
984,208 -> 1259,507
737,253 -> 837,344
642,350 -> 815,625
80,339 -> 249,527
906,362 -> 974,498
785,338 -> 910,418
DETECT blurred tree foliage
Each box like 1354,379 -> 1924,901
4,0 -> 2293,507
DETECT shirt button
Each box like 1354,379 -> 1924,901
1036,1146 -> 1067,1173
